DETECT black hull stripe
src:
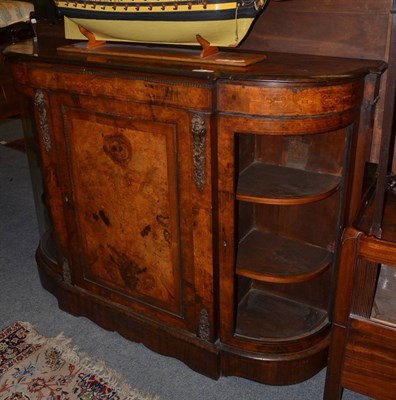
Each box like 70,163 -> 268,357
60,0 -> 248,5
60,7 -> 259,21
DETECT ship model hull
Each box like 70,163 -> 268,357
55,0 -> 268,47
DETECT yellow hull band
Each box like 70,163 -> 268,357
64,16 -> 255,47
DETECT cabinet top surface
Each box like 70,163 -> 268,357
5,38 -> 386,83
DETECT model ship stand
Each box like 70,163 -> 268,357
58,25 -> 267,67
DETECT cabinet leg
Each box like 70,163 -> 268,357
323,326 -> 346,400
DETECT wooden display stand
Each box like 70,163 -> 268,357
58,39 -> 266,67
5,39 -> 385,385
59,25 -> 266,67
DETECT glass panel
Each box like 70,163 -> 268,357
371,264 -> 396,327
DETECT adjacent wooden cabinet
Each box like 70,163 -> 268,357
5,39 -> 385,385
324,201 -> 396,400
324,3 -> 396,398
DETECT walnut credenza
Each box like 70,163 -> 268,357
5,39 -> 385,385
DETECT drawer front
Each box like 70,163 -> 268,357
12,63 -> 213,111
217,81 -> 363,117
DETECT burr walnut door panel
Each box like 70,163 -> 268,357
47,93 -> 213,334
66,108 -> 180,311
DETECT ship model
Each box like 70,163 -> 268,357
53,0 -> 269,51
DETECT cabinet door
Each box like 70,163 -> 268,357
42,86 -> 214,337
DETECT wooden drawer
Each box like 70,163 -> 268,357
217,81 -> 363,117
11,63 -> 214,111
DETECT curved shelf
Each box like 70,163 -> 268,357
236,229 -> 332,283
237,162 -> 340,205
235,288 -> 329,342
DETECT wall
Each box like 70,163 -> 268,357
240,0 -> 393,164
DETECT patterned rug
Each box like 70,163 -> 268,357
0,321 -> 159,400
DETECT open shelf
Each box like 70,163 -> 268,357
235,288 -> 328,341
236,229 -> 332,283
237,162 -> 340,205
